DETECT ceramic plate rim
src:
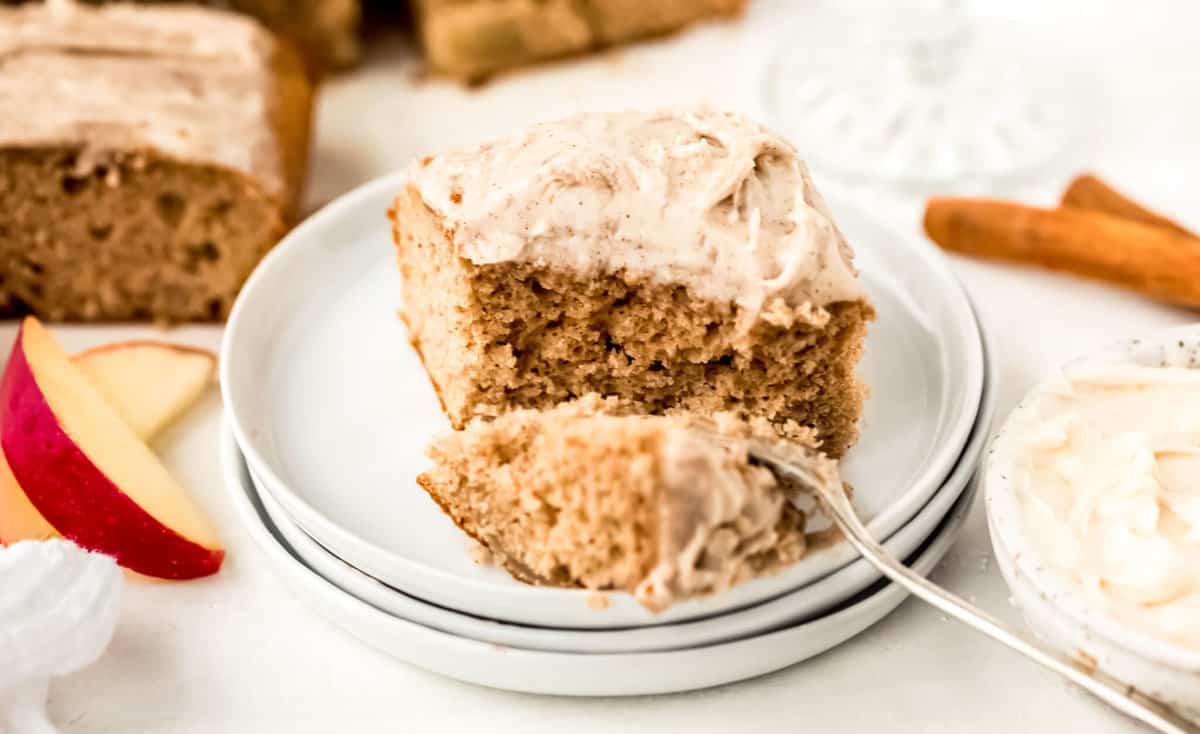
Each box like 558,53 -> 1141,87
221,171 -> 985,627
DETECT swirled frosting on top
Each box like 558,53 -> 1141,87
406,107 -> 866,324
0,0 -> 286,200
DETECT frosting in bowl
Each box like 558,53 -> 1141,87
405,107 -> 866,325
1013,362 -> 1200,650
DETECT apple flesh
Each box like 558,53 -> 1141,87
73,341 -> 216,441
0,455 -> 58,543
0,318 -> 223,578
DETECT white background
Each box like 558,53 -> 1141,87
38,1 -> 1200,731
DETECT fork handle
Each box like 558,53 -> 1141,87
818,484 -> 1198,734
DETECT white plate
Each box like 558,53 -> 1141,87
222,426 -> 979,696
221,172 -> 985,628
245,329 -> 989,652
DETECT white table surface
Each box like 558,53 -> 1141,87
36,1 -> 1200,731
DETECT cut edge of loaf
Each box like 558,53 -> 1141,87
0,148 -> 284,321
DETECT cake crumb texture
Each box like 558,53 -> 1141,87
392,188 -> 870,456
419,396 -> 813,610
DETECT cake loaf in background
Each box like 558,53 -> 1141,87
1,0 -> 361,69
414,0 -> 747,82
0,0 -> 313,321
4,0 -> 751,79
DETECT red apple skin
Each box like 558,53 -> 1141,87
0,324 -> 223,579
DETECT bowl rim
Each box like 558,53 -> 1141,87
984,323 -> 1200,672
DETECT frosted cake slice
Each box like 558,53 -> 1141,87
389,107 -> 873,456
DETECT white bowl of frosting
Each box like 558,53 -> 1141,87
985,324 -> 1200,720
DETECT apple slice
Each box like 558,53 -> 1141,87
0,318 -> 223,578
73,341 -> 216,441
0,339 -> 216,548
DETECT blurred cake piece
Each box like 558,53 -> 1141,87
0,0 -> 313,321
390,107 -> 872,456
419,395 -> 816,610
415,0 -> 747,81
220,0 -> 361,70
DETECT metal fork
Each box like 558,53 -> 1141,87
708,432 -> 1198,734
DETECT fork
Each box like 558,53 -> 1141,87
711,433 -> 1199,734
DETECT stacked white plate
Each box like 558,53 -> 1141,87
219,172 -> 995,695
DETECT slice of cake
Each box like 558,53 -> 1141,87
414,0 -> 747,82
419,395 -> 826,610
0,0 -> 313,321
390,107 -> 873,457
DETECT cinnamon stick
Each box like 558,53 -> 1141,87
1061,174 -> 1195,239
924,197 -> 1200,308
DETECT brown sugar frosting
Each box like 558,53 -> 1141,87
405,106 -> 866,326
